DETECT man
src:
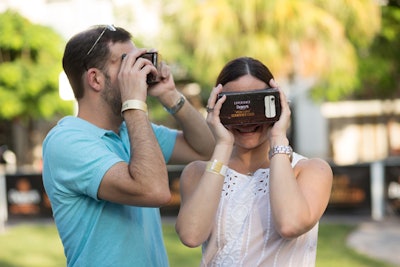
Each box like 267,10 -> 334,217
42,25 -> 214,267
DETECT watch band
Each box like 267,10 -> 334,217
269,145 -> 293,162
164,94 -> 185,115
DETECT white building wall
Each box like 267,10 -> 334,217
293,89 -> 329,159
322,99 -> 400,165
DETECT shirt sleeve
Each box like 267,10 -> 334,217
119,122 -> 178,163
151,123 -> 178,163
43,127 -> 123,201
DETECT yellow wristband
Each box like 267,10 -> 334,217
121,100 -> 148,114
206,160 -> 227,177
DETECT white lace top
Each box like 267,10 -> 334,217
201,153 -> 319,267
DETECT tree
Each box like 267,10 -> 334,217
0,10 -> 73,167
354,0 -> 400,99
159,0 -> 381,101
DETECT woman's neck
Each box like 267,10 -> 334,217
230,142 -> 270,175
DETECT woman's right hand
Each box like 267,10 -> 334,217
206,84 -> 234,146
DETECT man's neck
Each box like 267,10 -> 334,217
77,106 -> 123,134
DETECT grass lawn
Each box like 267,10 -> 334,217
0,221 -> 396,267
316,223 -> 395,267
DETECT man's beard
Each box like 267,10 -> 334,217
101,73 -> 122,117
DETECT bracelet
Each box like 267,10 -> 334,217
206,159 -> 228,177
269,145 -> 293,162
121,100 -> 148,114
163,93 -> 185,115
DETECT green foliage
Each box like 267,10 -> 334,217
0,10 -> 73,121
160,0 -> 384,101
312,0 -> 381,49
353,2 -> 400,100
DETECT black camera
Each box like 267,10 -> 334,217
121,52 -> 161,84
217,88 -> 281,126
140,52 -> 161,84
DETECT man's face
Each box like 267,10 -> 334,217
101,41 -> 137,116
106,41 -> 137,81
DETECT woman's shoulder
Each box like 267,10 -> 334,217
293,153 -> 333,178
292,152 -> 307,165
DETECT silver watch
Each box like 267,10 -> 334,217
164,94 -> 185,115
269,145 -> 293,162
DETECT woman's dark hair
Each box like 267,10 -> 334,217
215,57 -> 274,87
62,25 -> 131,99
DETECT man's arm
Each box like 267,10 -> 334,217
148,64 -> 215,164
161,90 -> 215,164
98,50 -> 171,206
98,109 -> 171,206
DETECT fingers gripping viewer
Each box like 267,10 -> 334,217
42,25 -> 214,267
175,57 -> 333,267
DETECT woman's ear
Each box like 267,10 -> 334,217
86,68 -> 103,92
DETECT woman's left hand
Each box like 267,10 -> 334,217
268,79 -> 291,144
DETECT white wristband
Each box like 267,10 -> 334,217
121,100 -> 148,114
206,159 -> 228,177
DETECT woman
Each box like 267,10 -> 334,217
175,57 -> 333,266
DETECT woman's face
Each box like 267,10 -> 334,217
222,74 -> 272,150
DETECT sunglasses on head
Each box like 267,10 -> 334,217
86,24 -> 116,56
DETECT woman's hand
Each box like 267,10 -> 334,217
268,79 -> 291,145
206,84 -> 234,146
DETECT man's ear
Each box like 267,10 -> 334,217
86,68 -> 103,92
